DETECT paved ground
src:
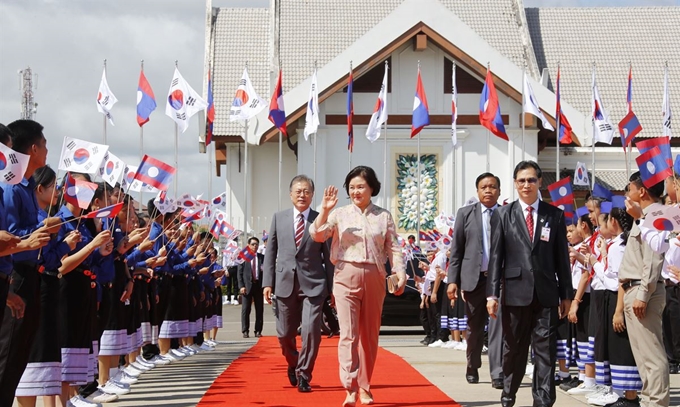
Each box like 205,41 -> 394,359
15,302 -> 680,406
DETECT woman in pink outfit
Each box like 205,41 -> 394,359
310,166 -> 406,407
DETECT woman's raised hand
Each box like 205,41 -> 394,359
321,186 -> 339,211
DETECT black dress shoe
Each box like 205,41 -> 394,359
465,368 -> 479,384
287,367 -> 297,387
297,376 -> 311,393
243,332 -> 249,338
254,332 -> 262,338
500,396 -> 515,407
492,378 -> 504,389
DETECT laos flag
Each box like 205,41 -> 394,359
411,67 -> 430,138
268,69 -> 286,137
547,177 -> 573,207
133,155 -> 175,192
636,146 -> 672,188
479,69 -> 508,141
137,70 -> 156,126
206,71 -> 215,145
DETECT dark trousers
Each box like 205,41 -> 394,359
225,268 -> 238,301
465,275 -> 503,380
241,279 -> 264,334
419,307 -> 430,339
0,263 -> 40,406
322,296 -> 340,333
0,278 -> 8,330
502,297 -> 558,406
663,284 -> 680,364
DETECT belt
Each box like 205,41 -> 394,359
481,271 -> 488,277
622,280 -> 642,291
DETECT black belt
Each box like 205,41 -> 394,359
622,280 -> 642,291
481,271 -> 488,277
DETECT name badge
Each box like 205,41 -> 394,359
540,227 -> 551,242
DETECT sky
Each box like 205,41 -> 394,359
0,0 -> 676,201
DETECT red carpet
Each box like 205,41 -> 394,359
198,336 -> 459,406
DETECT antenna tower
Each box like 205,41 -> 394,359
19,67 -> 38,120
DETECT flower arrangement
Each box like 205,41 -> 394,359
396,153 -> 438,231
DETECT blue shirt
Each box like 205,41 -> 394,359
2,178 -> 40,263
56,205 -> 95,269
38,208 -> 71,272
0,188 -> 13,276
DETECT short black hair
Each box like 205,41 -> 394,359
408,235 -> 416,240
513,160 -> 542,180
289,175 -> 315,192
0,123 -> 13,146
147,198 -> 158,218
475,172 -> 501,189
248,236 -> 260,245
630,171 -> 664,200
6,119 -> 44,154
343,165 -> 381,197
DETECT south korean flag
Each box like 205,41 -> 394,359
97,151 -> 125,187
0,142 -> 29,185
58,137 -> 109,175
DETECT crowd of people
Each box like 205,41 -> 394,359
2,118 -> 676,407
0,120 -> 227,407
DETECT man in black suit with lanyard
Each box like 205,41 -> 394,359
238,237 -> 265,338
487,161 -> 572,407
447,172 -> 503,389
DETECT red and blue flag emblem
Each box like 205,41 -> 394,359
206,71 -> 215,145
411,67 -> 430,138
555,66 -> 572,144
479,69 -> 508,141
137,70 -> 156,127
268,69 -> 287,137
133,155 -> 176,192
636,137 -> 672,167
547,177 -> 573,207
635,146 -> 672,188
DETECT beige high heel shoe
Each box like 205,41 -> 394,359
359,388 -> 374,405
342,391 -> 357,406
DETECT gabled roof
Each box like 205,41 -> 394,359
212,0 -> 540,140
213,0 -> 587,146
526,7 -> 680,139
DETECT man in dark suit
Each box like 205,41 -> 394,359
487,161 -> 572,407
263,175 -> 333,393
447,172 -> 503,389
238,237 -> 265,338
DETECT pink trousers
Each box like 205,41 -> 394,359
333,261 -> 385,392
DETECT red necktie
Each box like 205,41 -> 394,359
251,257 -> 257,280
526,206 -> 534,242
295,213 -> 304,249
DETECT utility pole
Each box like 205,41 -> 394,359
19,67 -> 38,120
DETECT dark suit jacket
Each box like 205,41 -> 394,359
237,253 -> 265,295
447,202 -> 490,292
262,209 -> 334,299
487,200 -> 572,307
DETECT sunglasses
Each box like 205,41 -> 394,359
515,177 -> 538,185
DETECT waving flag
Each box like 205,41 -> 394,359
592,183 -> 613,201
366,62 -> 388,143
555,66 -> 573,144
63,173 -> 98,209
153,189 -> 176,215
229,67 -> 267,123
268,69 -> 286,137
592,68 -> 615,145
619,68 -> 642,149
211,192 -> 227,210
574,161 -> 590,186
547,177 -> 574,208
205,71 -> 215,145
347,66 -> 354,152
97,151 -> 125,188
134,155 -> 176,192
523,72 -> 554,131
451,63 -> 458,146
137,69 -> 156,126
303,69 -> 320,141
238,246 -> 256,262
663,65 -> 672,139
479,68 -> 508,141
97,67 -> 118,125
58,137 -> 109,175
121,164 -> 157,194
636,146 -> 672,188
411,66 -> 430,138
636,137 -> 672,167
83,202 -> 124,219
165,67 -> 208,133
0,142 -> 29,185
177,193 -> 206,210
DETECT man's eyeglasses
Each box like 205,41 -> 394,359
515,177 -> 538,185
292,190 -> 312,196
